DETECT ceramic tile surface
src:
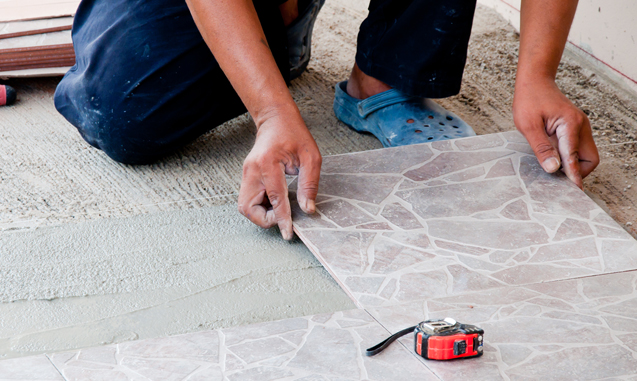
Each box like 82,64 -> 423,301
291,132 -> 637,308
366,270 -> 637,380
40,309 -> 436,380
0,355 -> 63,380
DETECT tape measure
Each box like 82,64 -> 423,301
366,318 -> 484,360
0,85 -> 16,107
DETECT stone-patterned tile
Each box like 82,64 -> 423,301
291,197 -> 338,229
30,310 -> 436,380
485,157 -> 516,178
366,270 -> 637,380
293,132 -> 637,308
0,355 -> 63,380
499,199 -> 530,220
397,177 -> 525,219
321,143 -> 434,174
356,222 -> 393,231
380,203 -> 423,229
317,174 -> 401,204
454,134 -> 505,151
443,166 -> 485,182
404,151 -> 512,182
318,199 -> 375,228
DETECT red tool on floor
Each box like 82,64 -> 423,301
366,318 -> 484,360
0,85 -> 16,106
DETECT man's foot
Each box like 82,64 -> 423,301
278,0 -> 299,27
346,63 -> 391,100
333,74 -> 476,147
286,0 -> 325,80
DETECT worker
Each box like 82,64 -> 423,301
54,0 -> 599,240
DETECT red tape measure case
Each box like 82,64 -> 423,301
365,317 -> 484,360
415,318 -> 484,360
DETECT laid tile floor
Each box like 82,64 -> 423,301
291,132 -> 637,308
3,132 -> 637,380
2,310 -> 435,380
367,271 -> 637,380
292,131 -> 637,380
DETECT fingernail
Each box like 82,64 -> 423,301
306,199 -> 315,213
280,221 -> 293,240
542,157 -> 560,173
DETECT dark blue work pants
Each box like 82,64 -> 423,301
54,0 -> 477,164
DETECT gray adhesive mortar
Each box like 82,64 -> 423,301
0,203 -> 355,359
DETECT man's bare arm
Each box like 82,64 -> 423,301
514,0 -> 599,188
186,0 -> 321,239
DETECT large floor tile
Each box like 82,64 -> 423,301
0,355 -> 62,380
39,309 -> 436,380
366,270 -> 637,380
291,132 -> 637,308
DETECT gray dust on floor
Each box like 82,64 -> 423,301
1,0 -> 636,359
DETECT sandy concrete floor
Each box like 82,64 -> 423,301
1,0 -> 636,359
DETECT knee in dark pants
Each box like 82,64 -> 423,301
95,128 -> 163,165
82,117 -> 168,165
55,88 -> 165,165
53,0 -> 278,165
55,82 -> 248,165
86,124 -> 165,165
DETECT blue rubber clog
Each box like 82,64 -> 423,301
333,81 -> 476,147
287,0 -> 325,80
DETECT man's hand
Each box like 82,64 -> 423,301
515,0 -> 599,187
513,79 -> 599,188
185,0 -> 321,238
238,110 -> 321,240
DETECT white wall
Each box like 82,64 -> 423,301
477,0 -> 637,95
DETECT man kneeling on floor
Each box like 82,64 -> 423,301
54,0 -> 599,240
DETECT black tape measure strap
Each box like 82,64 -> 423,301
366,325 -> 417,356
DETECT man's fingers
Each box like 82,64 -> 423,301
238,171 -> 278,229
262,162 -> 294,240
519,116 -> 561,173
559,144 -> 583,189
556,113 -> 588,189
577,118 -> 600,179
238,190 -> 277,228
296,151 -> 322,214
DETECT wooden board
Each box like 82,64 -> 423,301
0,0 -> 81,23
0,15 -> 75,77
0,43 -> 75,71
0,66 -> 69,78
0,30 -> 71,49
0,17 -> 74,34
